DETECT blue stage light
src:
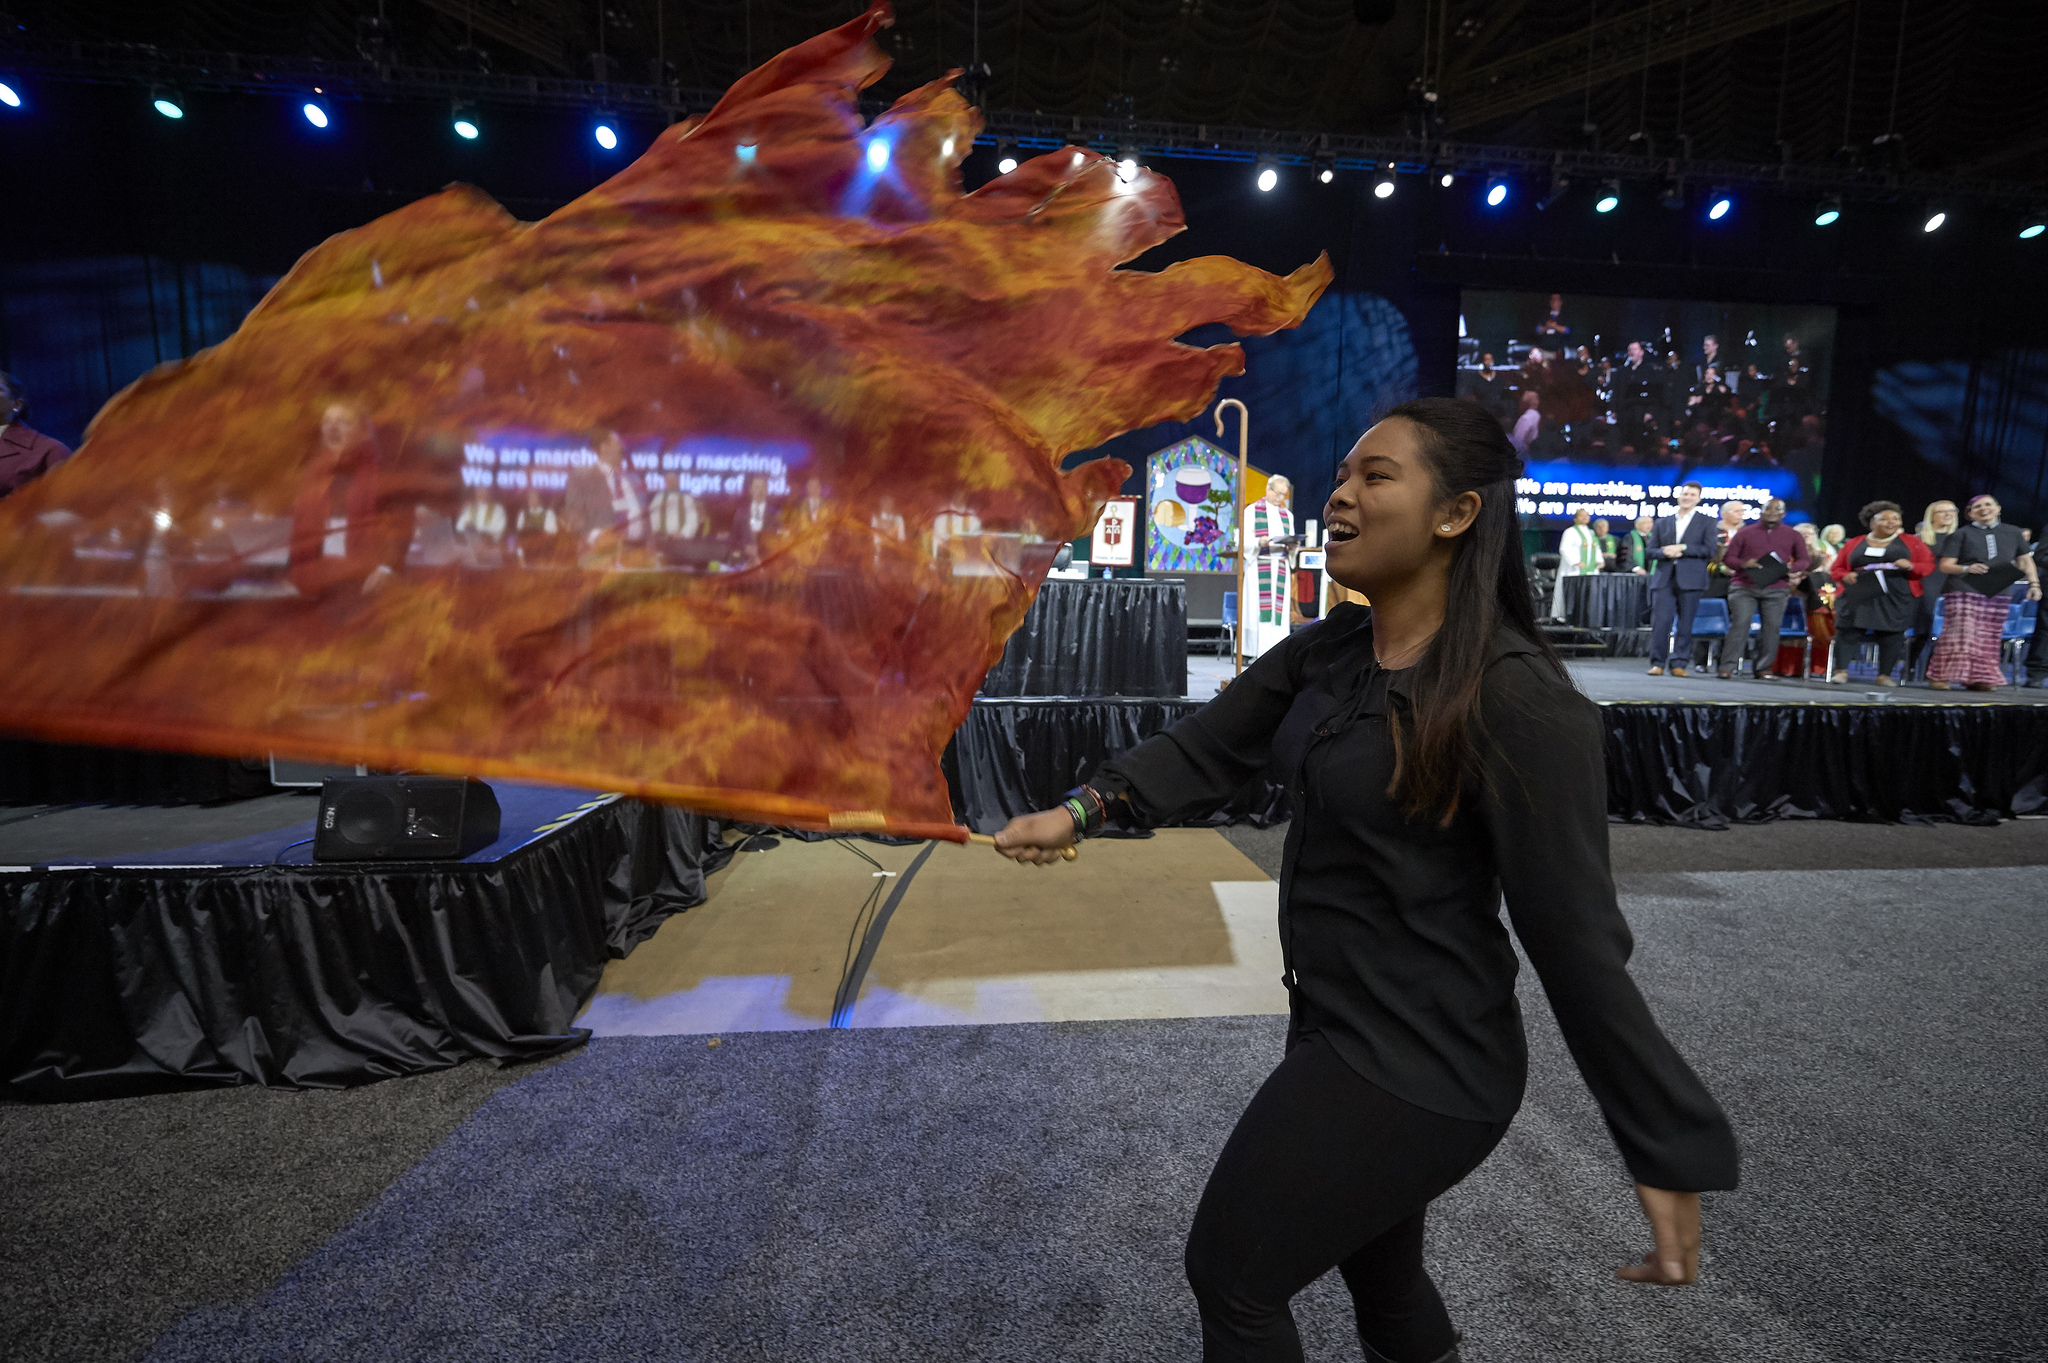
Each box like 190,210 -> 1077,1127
453,117 -> 479,140
1708,196 -> 1732,220
2022,223 -> 2046,239
0,82 -> 21,109
1484,178 -> 1507,207
152,88 -> 186,120
594,122 -> 619,151
302,101 -> 330,129
866,138 -> 890,172
737,141 -> 758,163
1814,199 -> 1841,226
1595,191 -> 1619,214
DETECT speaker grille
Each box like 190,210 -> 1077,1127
334,785 -> 405,847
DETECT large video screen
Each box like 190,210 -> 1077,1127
1457,289 -> 1835,527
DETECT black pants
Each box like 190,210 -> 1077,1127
1648,580 -> 1703,667
1184,1033 -> 1508,1363
1835,626 -> 1906,678
1722,585 -> 1793,674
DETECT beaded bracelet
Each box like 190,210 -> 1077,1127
1062,785 -> 1107,838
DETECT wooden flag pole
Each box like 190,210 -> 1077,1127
965,833 -> 1078,861
1215,398 -> 1250,677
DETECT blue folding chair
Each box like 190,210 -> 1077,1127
1768,594 -> 1811,678
1690,597 -> 1730,671
1221,591 -> 1238,656
2001,599 -> 2038,685
1911,596 -> 1949,682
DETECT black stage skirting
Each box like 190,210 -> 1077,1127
947,696 -> 1285,833
1564,573 -> 1651,631
1,797 -> 727,1100
979,579 -> 1187,698
1605,702 -> 2048,828
949,696 -> 2048,831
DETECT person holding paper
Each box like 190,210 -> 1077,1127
1718,497 -> 1810,679
1927,494 -> 2042,690
1828,501 -> 1933,685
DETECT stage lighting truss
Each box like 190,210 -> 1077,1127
151,85 -> 185,119
0,79 -> 22,109
1595,180 -> 1620,214
450,100 -> 479,140
1255,156 -> 1279,193
1814,196 -> 1842,226
995,138 -> 1018,175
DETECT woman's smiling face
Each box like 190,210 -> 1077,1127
1322,419 -> 1452,593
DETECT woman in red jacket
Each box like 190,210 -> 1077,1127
1828,500 -> 1935,684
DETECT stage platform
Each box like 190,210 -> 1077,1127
1566,656 -> 2046,704
955,648 -> 2048,832
1,785 -> 726,1100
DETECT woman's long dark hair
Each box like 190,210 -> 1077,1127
1378,397 -> 1564,823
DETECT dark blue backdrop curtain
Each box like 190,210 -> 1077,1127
1870,348 -> 2048,525
0,256 -> 277,449
1071,290 -> 1421,520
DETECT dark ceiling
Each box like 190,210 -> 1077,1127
8,0 -> 2047,183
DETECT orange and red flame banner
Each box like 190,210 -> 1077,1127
0,3 -> 1327,837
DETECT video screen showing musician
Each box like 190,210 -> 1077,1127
288,401 -> 411,598
1455,292 -> 1834,473
562,430 -> 650,565
0,371 -> 73,501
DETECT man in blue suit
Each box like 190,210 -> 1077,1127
1647,481 -> 1715,676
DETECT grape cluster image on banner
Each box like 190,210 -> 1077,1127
1144,437 -> 1243,575
0,1 -> 1327,836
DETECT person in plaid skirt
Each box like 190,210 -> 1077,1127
1927,494 -> 2043,690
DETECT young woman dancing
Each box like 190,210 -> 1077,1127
995,399 -> 1739,1363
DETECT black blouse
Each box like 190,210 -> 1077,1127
1937,524 -> 2024,593
1094,605 -> 1739,1192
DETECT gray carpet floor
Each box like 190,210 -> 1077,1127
6,829 -> 2044,1362
0,1057 -> 560,1363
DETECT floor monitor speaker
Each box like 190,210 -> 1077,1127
313,777 -> 502,862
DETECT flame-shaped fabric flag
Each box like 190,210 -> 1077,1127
0,3 -> 1328,838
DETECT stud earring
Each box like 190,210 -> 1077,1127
1440,524 -> 1453,531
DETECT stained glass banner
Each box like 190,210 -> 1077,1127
0,2 -> 1328,837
